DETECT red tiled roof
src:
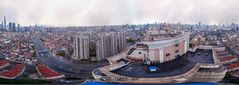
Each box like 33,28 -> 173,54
220,56 -> 237,62
0,60 -> 8,67
217,51 -> 229,55
0,64 -> 24,78
36,63 -> 60,78
227,62 -> 239,69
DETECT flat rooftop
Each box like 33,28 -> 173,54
110,49 -> 215,78
186,49 -> 214,63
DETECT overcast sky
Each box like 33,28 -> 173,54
0,0 -> 239,26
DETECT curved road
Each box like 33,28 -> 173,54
33,37 -> 103,78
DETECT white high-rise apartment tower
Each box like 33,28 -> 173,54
72,32 -> 90,60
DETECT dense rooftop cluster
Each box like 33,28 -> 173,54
0,32 -> 34,63
42,32 -> 74,59
225,32 -> 239,53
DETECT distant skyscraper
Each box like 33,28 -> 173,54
3,16 -> 6,27
8,22 -> 12,31
72,32 -> 90,60
7,22 -> 16,32
17,24 -> 20,32
12,23 -> 16,32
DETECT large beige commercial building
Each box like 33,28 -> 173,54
127,29 -> 190,64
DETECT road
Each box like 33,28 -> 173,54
33,37 -> 101,78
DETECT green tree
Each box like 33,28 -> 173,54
56,51 -> 65,57
126,38 -> 136,43
90,45 -> 96,57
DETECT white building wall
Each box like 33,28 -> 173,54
73,33 -> 90,60
159,49 -> 164,63
96,32 -> 126,61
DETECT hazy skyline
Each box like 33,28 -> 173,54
0,0 -> 239,26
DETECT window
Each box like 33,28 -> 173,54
175,50 -> 179,53
166,53 -> 170,56
138,52 -> 142,54
175,43 -> 179,47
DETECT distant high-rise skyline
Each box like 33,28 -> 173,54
1,0 -> 239,26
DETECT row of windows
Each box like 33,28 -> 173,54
167,43 -> 182,56
137,49 -> 179,56
145,42 -> 183,57
166,50 -> 179,57
166,53 -> 170,56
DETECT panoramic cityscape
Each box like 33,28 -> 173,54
1,0 -> 239,85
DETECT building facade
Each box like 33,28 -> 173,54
96,32 -> 126,61
127,29 -> 190,64
72,33 -> 90,60
93,34 -> 227,84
